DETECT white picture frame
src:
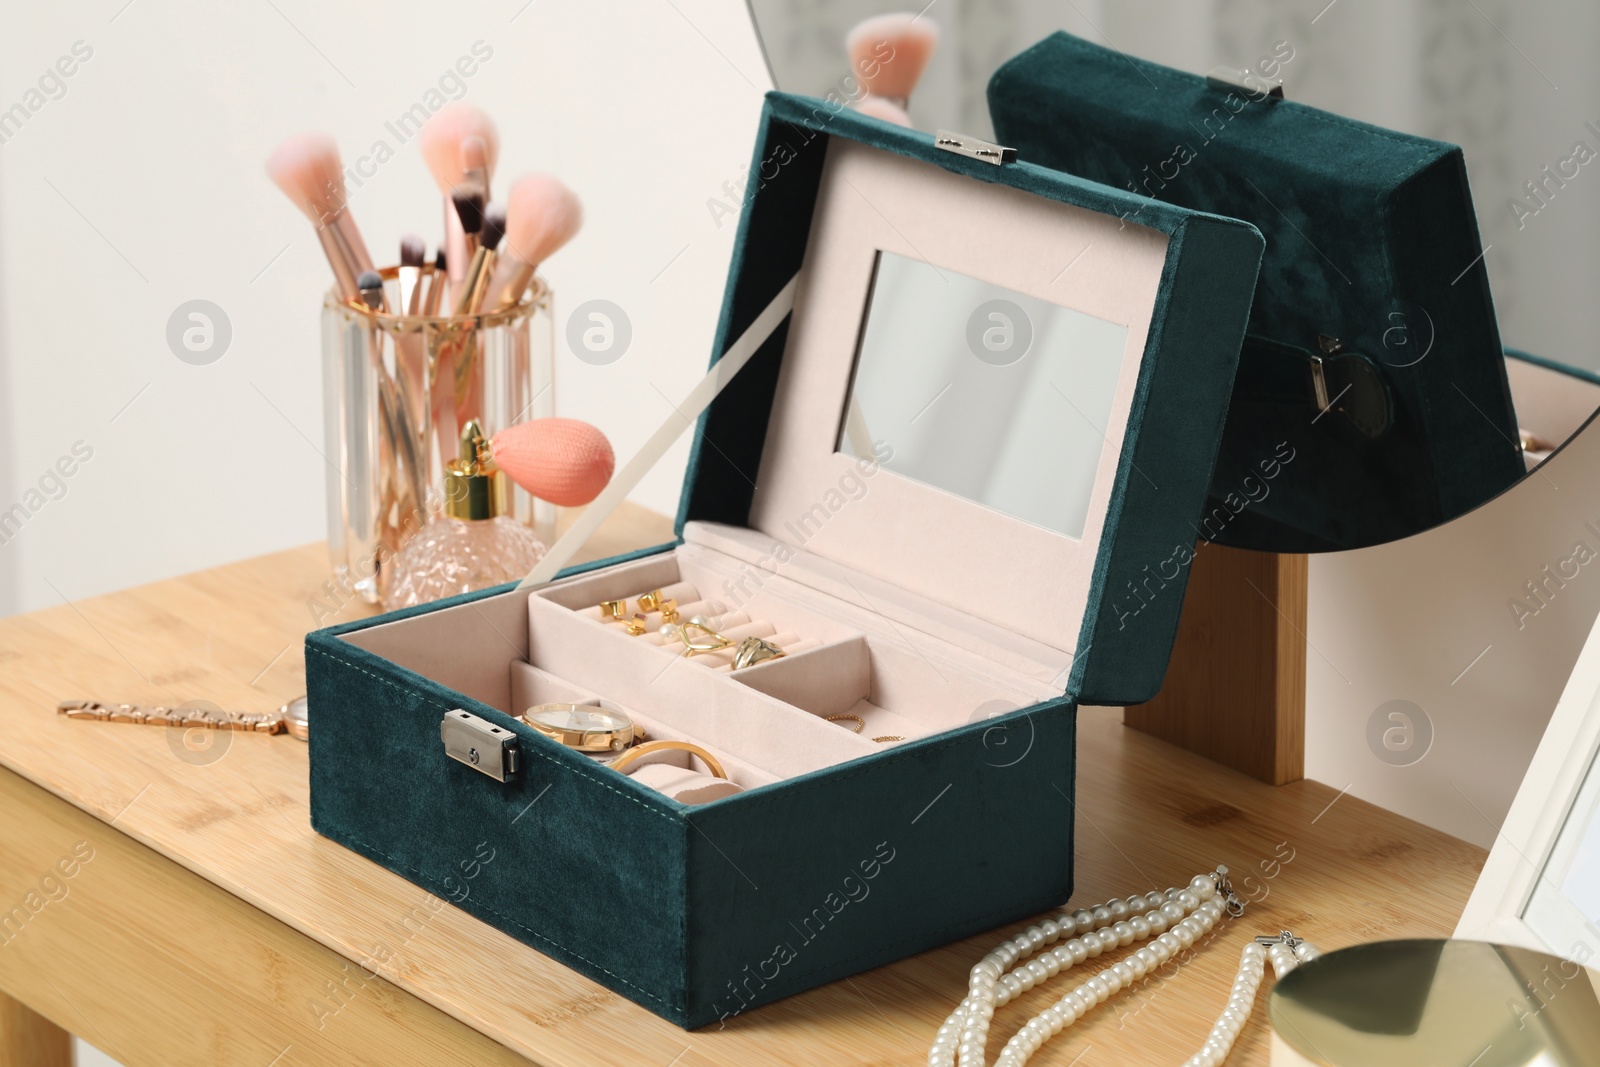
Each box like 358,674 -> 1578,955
1456,605 -> 1600,965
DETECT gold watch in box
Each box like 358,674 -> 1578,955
521,702 -> 645,754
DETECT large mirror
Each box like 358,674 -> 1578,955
839,251 -> 1127,540
750,0 -> 1600,549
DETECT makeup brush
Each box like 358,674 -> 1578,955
395,237 -> 430,446
265,133 -> 376,301
846,12 -> 940,111
484,202 -> 507,250
423,249 -> 448,316
487,418 -> 614,507
357,270 -> 384,313
357,270 -> 428,516
422,246 -> 456,468
398,235 -> 426,315
419,103 -> 500,287
454,201 -> 506,317
447,199 -> 509,438
461,135 -> 490,196
485,174 -> 583,312
451,188 -> 485,291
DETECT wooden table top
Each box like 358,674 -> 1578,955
0,503 -> 1488,1066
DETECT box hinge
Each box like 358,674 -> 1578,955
441,709 -> 520,782
935,130 -> 1017,166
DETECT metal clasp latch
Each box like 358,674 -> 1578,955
1254,930 -> 1304,950
441,709 -> 520,783
1309,335 -> 1345,413
934,130 -> 1017,166
1213,865 -> 1247,917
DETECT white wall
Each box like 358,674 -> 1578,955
757,0 -> 1600,371
0,0 -> 772,618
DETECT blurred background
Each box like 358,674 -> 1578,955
756,0 -> 1600,374
5,0 -> 1597,621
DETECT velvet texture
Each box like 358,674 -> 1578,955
307,91 -> 1262,1028
988,32 -> 1526,552
679,92 -> 1263,705
308,616 -> 1075,1028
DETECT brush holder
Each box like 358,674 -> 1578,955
320,265 -> 554,605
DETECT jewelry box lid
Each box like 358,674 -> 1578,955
675,92 -> 1264,705
987,32 -> 1525,553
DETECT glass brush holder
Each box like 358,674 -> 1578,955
321,263 -> 554,606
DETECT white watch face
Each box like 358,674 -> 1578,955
528,704 -> 629,734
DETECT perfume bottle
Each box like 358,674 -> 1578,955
383,420 -> 547,609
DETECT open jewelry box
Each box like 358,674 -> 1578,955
306,93 -> 1264,1027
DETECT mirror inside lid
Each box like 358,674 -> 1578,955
680,94 -> 1265,703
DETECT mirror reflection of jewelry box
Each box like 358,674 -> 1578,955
305,94 -> 1264,1028
1458,605 -> 1600,962
990,32 -> 1528,552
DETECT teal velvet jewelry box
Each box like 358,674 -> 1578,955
304,92 -> 1263,1028
988,32 -> 1526,552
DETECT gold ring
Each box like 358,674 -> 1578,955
732,636 -> 786,670
637,589 -> 665,613
663,616 -> 733,656
825,713 -> 865,733
599,599 -> 627,621
607,739 -> 727,779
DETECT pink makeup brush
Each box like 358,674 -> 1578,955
419,103 -> 500,288
485,174 -> 583,312
846,13 -> 939,111
487,418 -> 614,507
266,133 -> 377,301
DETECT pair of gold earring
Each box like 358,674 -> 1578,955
600,589 -> 679,635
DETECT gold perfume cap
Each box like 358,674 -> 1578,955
443,420 -> 509,521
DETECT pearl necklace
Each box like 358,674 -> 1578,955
929,867 -> 1321,1067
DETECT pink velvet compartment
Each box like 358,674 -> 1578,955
1506,357 -> 1600,468
341,520 -> 1063,803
